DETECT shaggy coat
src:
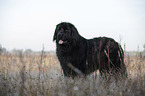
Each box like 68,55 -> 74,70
53,22 -> 127,78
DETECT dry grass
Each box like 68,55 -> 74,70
0,51 -> 145,96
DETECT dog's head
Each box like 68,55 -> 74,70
53,22 -> 79,46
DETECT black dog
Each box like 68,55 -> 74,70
53,22 -> 127,78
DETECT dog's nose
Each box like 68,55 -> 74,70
57,31 -> 63,40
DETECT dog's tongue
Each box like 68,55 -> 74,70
59,40 -> 64,44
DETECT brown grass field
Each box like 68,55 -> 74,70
0,51 -> 145,96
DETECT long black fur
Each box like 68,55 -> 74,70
53,22 -> 127,78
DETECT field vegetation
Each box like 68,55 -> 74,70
0,50 -> 145,96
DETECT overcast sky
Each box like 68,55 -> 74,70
0,0 -> 145,51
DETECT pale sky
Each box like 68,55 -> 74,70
0,0 -> 145,51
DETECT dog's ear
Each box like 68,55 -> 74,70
53,25 -> 59,41
71,25 -> 80,41
53,30 -> 57,41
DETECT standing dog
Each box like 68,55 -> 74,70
53,22 -> 127,78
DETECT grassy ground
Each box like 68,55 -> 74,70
0,51 -> 145,96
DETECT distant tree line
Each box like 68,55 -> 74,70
11,49 -> 33,55
0,44 -> 7,54
144,44 -> 145,51
0,44 -> 33,55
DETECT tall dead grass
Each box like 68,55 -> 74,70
0,51 -> 145,96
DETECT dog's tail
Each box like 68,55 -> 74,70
118,44 -> 128,78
